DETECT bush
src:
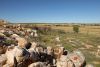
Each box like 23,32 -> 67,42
3,39 -> 16,46
73,25 -> 79,33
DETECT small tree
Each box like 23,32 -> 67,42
73,25 -> 79,33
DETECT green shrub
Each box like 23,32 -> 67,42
73,25 -> 79,33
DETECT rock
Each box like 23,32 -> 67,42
28,62 -> 46,67
16,37 -> 28,48
47,46 -> 53,55
11,34 -> 19,39
67,50 -> 85,67
56,55 -> 74,67
0,54 -> 7,66
85,64 -> 94,67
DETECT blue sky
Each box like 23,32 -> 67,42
0,0 -> 100,23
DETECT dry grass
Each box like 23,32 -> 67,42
27,23 -> 100,66
51,25 -> 100,36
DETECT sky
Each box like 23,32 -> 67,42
0,0 -> 100,23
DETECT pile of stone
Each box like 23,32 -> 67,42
0,26 -> 93,67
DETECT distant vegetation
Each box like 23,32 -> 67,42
73,25 -> 79,33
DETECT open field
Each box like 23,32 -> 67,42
0,23 -> 100,67
51,25 -> 100,35
29,23 -> 100,35
25,23 -> 100,67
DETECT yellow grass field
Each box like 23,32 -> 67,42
51,25 -> 100,36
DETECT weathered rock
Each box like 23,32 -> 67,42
54,46 -> 64,59
16,37 -> 28,48
85,64 -> 94,67
5,46 -> 16,67
28,62 -> 46,67
11,34 -> 20,39
0,54 -> 7,66
56,55 -> 74,67
47,46 -> 53,56
67,50 -> 85,67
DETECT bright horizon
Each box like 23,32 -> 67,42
0,0 -> 100,23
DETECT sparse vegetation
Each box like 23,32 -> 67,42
73,25 -> 79,33
0,23 -> 100,66
28,23 -> 100,67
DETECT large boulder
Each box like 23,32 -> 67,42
11,34 -> 19,38
0,33 -> 5,37
13,46 -> 30,63
0,54 -> 7,66
47,46 -> 53,56
5,46 -> 16,67
54,46 -> 64,59
28,62 -> 46,67
16,37 -> 28,48
67,50 -> 86,67
56,55 -> 74,67
5,46 -> 30,67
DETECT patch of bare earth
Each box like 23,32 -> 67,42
84,44 -> 94,49
92,61 -> 100,65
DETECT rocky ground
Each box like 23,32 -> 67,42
0,24 -> 100,67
